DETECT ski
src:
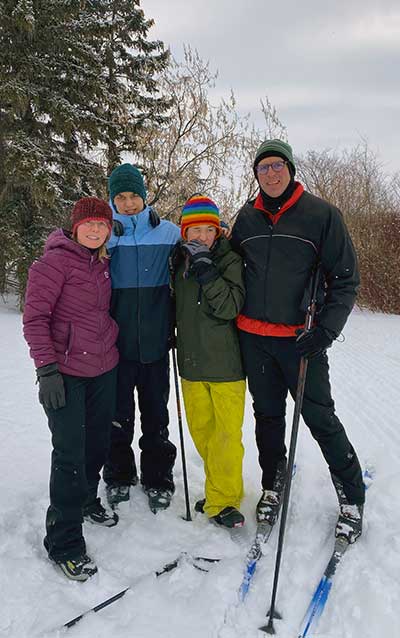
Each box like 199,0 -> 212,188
297,466 -> 375,637
238,464 -> 297,602
297,535 -> 348,637
62,552 -> 219,630
238,521 -> 274,601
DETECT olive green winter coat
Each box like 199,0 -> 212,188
171,236 -> 245,382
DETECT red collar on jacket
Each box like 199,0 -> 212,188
254,182 -> 304,224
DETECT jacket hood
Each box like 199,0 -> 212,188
112,206 -> 152,233
43,228 -> 94,260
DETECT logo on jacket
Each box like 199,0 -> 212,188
104,271 -> 110,278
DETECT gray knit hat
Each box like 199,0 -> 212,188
108,163 -> 147,203
254,139 -> 296,175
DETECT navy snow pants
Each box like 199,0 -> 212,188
103,356 -> 176,492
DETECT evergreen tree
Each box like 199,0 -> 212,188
0,0 -> 169,302
0,0 -> 106,300
94,0 -> 170,173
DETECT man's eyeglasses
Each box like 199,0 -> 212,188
256,161 -> 287,175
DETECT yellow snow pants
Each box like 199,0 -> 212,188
181,379 -> 245,517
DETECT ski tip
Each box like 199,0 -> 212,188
363,465 -> 375,490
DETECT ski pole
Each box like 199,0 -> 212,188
260,262 -> 321,635
171,345 -> 192,521
61,553 -> 219,630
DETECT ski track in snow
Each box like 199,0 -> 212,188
1,302 -> 399,638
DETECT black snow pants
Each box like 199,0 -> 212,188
103,355 -> 176,492
239,331 -> 365,505
44,367 -> 117,561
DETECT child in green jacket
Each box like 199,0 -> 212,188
171,195 -> 246,528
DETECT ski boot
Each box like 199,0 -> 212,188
332,473 -> 364,543
336,503 -> 364,543
54,554 -> 98,582
256,459 -> 287,525
195,498 -> 206,513
143,487 -> 173,514
84,499 -> 119,527
106,484 -> 131,509
211,506 -> 245,529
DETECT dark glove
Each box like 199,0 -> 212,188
295,326 -> 334,359
181,239 -> 213,264
181,240 -> 219,284
37,363 -> 66,410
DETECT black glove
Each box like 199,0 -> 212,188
37,363 -> 66,410
181,240 -> 219,284
295,326 -> 334,359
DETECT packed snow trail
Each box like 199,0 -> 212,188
1,301 -> 399,638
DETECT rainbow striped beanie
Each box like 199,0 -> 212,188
180,194 -> 221,239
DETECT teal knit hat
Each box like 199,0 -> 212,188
254,139 -> 296,175
108,163 -> 147,203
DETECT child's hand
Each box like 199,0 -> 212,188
181,240 -> 213,266
181,240 -> 219,284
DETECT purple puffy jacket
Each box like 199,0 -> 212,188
23,229 -> 119,377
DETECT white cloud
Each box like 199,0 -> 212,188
142,0 -> 400,172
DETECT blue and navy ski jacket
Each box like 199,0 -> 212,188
108,206 -> 180,363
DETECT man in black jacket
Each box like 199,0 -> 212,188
231,139 -> 365,543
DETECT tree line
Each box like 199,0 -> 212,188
1,1 -> 399,313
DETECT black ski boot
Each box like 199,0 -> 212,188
336,503 -> 364,543
106,484 -> 130,509
54,554 -> 98,582
332,474 -> 364,543
211,507 -> 245,528
256,459 -> 287,525
143,487 -> 173,514
84,499 -> 119,527
195,498 -> 205,513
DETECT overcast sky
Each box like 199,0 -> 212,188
143,0 -> 400,174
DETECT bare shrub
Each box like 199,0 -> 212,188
132,47 -> 286,223
297,142 -> 400,314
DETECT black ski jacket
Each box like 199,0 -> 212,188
231,187 -> 360,337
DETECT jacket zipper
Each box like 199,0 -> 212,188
64,323 -> 75,364
96,261 -> 105,372
263,217 -> 274,317
132,217 -> 141,361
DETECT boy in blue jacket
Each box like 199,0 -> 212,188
103,164 -> 180,513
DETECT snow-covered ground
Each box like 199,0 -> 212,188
1,299 -> 399,638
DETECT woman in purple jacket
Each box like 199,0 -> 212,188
23,197 -> 119,582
